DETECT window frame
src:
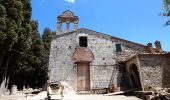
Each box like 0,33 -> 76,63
115,43 -> 123,52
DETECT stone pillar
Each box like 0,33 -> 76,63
57,20 -> 62,32
66,21 -> 70,32
74,20 -> 78,30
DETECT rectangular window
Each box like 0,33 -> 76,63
79,37 -> 87,47
115,43 -> 122,52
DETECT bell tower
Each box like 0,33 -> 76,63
57,10 -> 79,34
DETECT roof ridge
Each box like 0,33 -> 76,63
54,28 -> 147,48
78,28 -> 147,47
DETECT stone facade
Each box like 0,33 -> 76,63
49,28 -> 150,91
139,54 -> 165,89
163,55 -> 170,88
49,10 -> 170,92
126,54 -> 170,91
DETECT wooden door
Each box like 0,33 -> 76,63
77,63 -> 90,91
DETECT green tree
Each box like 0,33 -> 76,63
162,0 -> 170,25
42,27 -> 52,51
0,0 -> 23,93
8,20 -> 45,89
27,21 -> 47,88
0,0 -> 33,92
41,27 -> 53,86
0,0 -> 51,93
7,0 -> 32,89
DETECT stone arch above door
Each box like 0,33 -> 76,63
73,47 -> 94,63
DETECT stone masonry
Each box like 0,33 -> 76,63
126,54 -> 170,90
49,28 -> 149,91
49,10 -> 170,92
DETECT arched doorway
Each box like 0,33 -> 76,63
129,64 -> 142,90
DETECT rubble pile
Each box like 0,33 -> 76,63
60,81 -> 76,95
148,88 -> 170,100
152,88 -> 170,100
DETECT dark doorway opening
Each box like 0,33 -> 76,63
129,64 -> 142,90
117,62 -> 131,91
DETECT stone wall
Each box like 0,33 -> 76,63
49,33 -> 78,89
76,28 -> 148,61
87,34 -> 116,88
49,28 -> 149,90
162,57 -> 170,88
125,54 -> 170,90
138,54 -> 166,89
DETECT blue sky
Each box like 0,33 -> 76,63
31,0 -> 170,51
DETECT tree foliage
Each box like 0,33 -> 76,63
0,0 -> 52,90
162,0 -> 170,25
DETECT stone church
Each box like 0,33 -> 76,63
49,10 -> 170,92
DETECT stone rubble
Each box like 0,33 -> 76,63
150,88 -> 170,100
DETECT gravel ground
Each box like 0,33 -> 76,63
63,94 -> 142,100
0,93 -> 27,100
0,91 -> 142,100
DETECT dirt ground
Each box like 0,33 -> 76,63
62,94 -> 142,100
0,93 -> 27,100
0,91 -> 142,100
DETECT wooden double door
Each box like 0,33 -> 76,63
77,63 -> 90,91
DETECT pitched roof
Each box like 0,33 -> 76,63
53,28 -> 147,48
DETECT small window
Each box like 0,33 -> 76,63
79,37 -> 87,47
115,43 -> 122,52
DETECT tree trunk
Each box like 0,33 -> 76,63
0,52 -> 6,95
0,76 -> 8,94
0,52 -> 5,69
0,53 -> 11,95
4,54 -> 11,81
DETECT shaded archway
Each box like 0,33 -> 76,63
129,64 -> 142,90
117,62 -> 131,91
